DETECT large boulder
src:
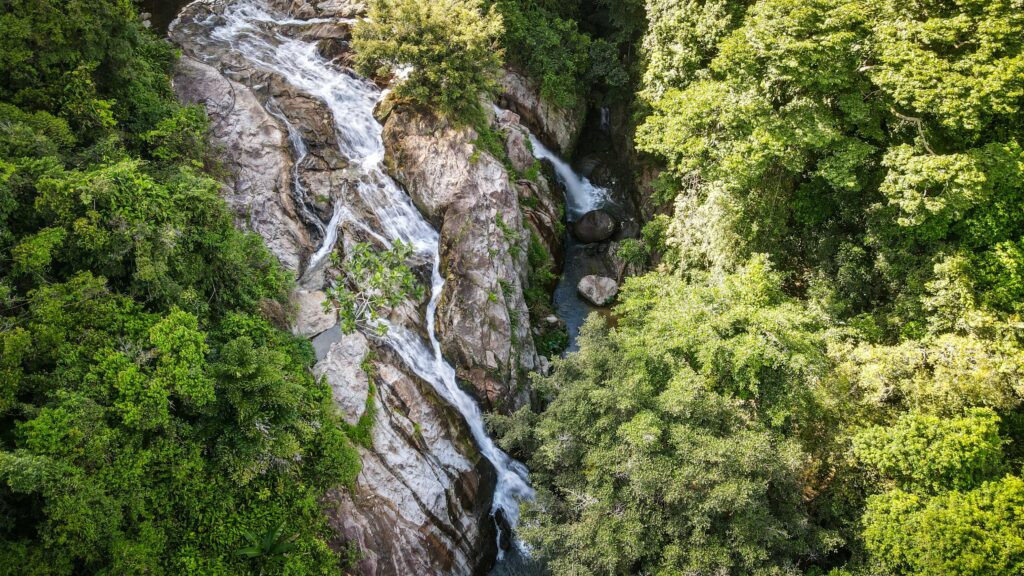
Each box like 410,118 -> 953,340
382,105 -> 544,412
498,69 -> 585,157
172,56 -> 313,273
578,275 -> 619,307
292,290 -> 337,337
319,344 -> 497,575
573,210 -> 618,243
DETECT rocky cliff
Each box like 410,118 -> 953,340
380,104 -> 561,412
498,69 -> 585,157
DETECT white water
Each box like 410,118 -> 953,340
526,134 -> 607,220
492,105 -> 607,220
186,0 -> 534,551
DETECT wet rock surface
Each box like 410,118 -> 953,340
321,344 -> 496,576
169,2 -> 520,574
573,210 -> 618,243
315,332 -> 371,425
172,56 -> 313,273
381,105 -> 558,413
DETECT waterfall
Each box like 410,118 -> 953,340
190,0 -> 533,554
524,132 -> 607,220
492,104 -> 608,220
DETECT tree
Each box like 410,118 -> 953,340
857,411 -> 1024,576
514,257 -> 844,575
353,0 -> 504,121
0,2 -> 361,573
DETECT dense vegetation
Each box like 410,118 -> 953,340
491,0 -> 1024,574
353,0 -> 641,122
0,1 -> 360,574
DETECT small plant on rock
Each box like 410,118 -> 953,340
325,241 -> 424,336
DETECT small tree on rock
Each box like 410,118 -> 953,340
353,0 -> 504,123
325,241 -> 424,336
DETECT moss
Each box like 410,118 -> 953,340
344,351 -> 378,449
472,121 -> 513,172
522,159 -> 542,183
495,215 -> 523,260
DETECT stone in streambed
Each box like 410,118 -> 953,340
573,210 -> 617,243
292,290 -> 337,338
577,275 -> 619,307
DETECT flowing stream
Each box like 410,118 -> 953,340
181,0 -> 534,561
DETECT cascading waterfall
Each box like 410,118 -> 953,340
192,0 -> 533,556
493,106 -> 615,356
492,104 -> 608,219
525,133 -> 608,219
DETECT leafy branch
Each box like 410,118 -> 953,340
324,241 -> 425,336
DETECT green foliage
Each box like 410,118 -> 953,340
353,0 -> 504,122
516,258 -> 843,575
859,411 -> 1024,576
325,240 -> 424,336
635,0 -> 1024,331
550,0 -> 1024,574
615,237 -> 648,267
491,0 -> 591,108
862,477 -> 1024,576
142,105 -> 209,167
234,523 -> 298,560
523,231 -> 565,356
0,0 -> 178,138
0,2 -> 361,574
854,409 -> 1005,494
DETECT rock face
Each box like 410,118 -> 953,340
573,210 -> 618,243
292,290 -> 337,337
494,109 -> 564,264
172,56 -> 312,273
316,332 -> 371,425
498,69 -> 585,157
269,0 -> 366,18
381,105 -> 558,412
318,338 -> 496,575
578,275 -> 619,307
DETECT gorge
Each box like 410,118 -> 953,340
162,0 -> 633,573
8,0 -> 1016,574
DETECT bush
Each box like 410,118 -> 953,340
353,0 -> 504,122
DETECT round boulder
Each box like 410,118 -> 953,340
577,275 -> 619,307
572,210 -> 617,243
292,290 -> 337,338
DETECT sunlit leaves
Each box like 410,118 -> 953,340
354,0 -> 504,122
520,258 -> 837,575
854,409 -> 1005,494
326,240 -> 424,336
